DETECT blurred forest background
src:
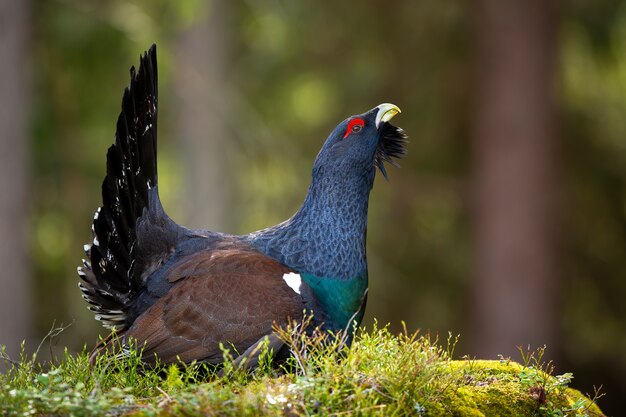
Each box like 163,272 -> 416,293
1,0 -> 625,414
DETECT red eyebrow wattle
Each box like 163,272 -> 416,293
344,118 -> 365,138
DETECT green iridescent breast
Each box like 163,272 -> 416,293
301,273 -> 368,330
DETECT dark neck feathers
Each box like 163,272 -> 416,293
247,166 -> 374,279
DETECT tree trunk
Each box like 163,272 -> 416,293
0,0 -> 32,370
469,0 -> 560,360
174,0 -> 232,232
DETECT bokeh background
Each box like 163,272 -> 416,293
1,0 -> 625,414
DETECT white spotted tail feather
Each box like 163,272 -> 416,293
78,45 -> 179,330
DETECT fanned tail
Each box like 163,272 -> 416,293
78,45 -> 177,329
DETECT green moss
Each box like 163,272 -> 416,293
453,406 -> 486,417
425,363 -> 535,416
0,328 -> 605,416
424,360 -> 604,416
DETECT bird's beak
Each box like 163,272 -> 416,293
375,103 -> 401,128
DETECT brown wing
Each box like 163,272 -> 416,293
122,248 -> 304,365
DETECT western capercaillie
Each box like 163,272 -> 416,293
78,44 -> 407,368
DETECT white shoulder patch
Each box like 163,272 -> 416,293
282,272 -> 302,295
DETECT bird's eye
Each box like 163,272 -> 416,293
343,118 -> 365,138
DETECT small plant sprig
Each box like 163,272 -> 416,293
516,345 -> 604,416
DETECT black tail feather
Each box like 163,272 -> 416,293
79,45 -> 172,329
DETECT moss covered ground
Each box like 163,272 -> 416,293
0,323 -> 605,416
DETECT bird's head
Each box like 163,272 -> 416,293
312,103 -> 408,184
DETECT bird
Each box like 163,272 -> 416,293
78,44 -> 407,368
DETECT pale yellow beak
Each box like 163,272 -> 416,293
375,103 -> 401,128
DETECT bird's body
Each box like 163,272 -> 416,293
78,45 -> 407,367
